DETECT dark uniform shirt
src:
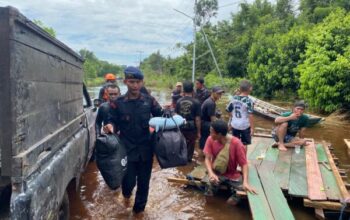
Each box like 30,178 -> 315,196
108,92 -> 162,161
95,102 -> 110,136
171,89 -> 182,106
175,96 -> 201,130
195,87 -> 211,105
201,97 -> 216,122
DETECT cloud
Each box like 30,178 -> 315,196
0,0 -> 247,65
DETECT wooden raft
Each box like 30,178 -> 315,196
167,134 -> 350,219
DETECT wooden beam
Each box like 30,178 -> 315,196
315,208 -> 325,220
305,140 -> 327,200
344,139 -> 350,151
323,141 -> 350,202
304,199 -> 350,211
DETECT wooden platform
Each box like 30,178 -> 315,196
246,135 -> 349,219
168,135 -> 350,219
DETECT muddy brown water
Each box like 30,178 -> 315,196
73,87 -> 350,219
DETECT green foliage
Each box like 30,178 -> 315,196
33,19 -> 56,37
79,49 -> 122,86
141,0 -> 350,113
204,72 -> 241,93
298,9 -> 350,112
196,0 -> 218,26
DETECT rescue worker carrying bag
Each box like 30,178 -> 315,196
153,113 -> 187,169
95,133 -> 127,190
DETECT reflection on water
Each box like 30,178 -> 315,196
72,86 -> 350,219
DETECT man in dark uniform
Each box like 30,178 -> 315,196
175,81 -> 201,162
104,66 -> 162,214
194,78 -> 211,105
199,86 -> 224,150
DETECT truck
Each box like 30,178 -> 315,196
0,6 -> 96,219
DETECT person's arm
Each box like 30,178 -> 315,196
150,96 -> 163,117
299,127 -> 306,138
241,164 -> 257,194
104,101 -> 118,134
249,114 -> 254,135
195,116 -> 201,139
95,108 -> 103,136
204,154 -> 219,184
275,113 -> 298,124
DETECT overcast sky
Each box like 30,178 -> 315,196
0,0 -> 254,66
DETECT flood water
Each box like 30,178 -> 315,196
70,85 -> 350,219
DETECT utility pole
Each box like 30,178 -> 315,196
136,50 -> 143,67
192,0 -> 197,83
174,0 -> 197,83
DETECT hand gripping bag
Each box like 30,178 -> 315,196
154,114 -> 187,168
95,134 -> 127,190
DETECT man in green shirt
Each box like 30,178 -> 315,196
273,101 -> 309,151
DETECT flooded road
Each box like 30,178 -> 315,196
72,86 -> 350,219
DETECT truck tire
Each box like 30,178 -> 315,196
58,191 -> 69,220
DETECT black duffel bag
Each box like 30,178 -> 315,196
95,134 -> 127,190
154,115 -> 187,169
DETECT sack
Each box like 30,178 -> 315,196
154,114 -> 187,168
95,134 -> 127,190
213,140 -> 230,174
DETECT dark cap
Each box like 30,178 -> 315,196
124,66 -> 144,80
294,100 -> 306,109
212,86 -> 225,94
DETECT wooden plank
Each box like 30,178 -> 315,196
322,141 -> 350,202
273,148 -> 293,190
304,199 -> 350,211
315,143 -> 342,201
259,146 -> 280,177
305,140 -> 327,200
248,137 -> 273,164
247,164 -> 274,220
258,166 -> 295,220
314,208 -> 325,220
289,146 -> 308,197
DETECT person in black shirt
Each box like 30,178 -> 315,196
95,84 -> 120,136
199,86 -> 225,150
194,78 -> 211,105
171,82 -> 183,107
175,81 -> 201,162
104,66 -> 162,215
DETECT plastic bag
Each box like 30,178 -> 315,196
95,134 -> 127,190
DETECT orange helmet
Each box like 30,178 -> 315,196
105,73 -> 116,80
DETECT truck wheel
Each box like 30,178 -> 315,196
58,191 -> 69,220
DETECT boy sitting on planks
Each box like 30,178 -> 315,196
272,100 -> 310,151
203,120 -> 257,205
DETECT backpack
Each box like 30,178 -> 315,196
95,134 -> 127,190
154,114 -> 187,169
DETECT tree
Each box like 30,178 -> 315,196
297,9 -> 350,112
33,20 -> 56,37
195,0 -> 218,26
